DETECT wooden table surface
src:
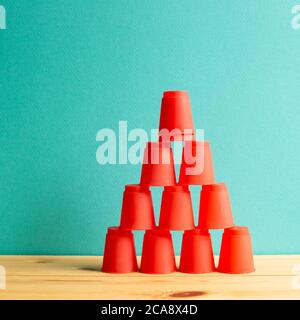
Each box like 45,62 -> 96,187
0,255 -> 300,300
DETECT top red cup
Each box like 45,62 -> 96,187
158,91 -> 194,141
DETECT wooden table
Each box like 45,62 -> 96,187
0,255 -> 299,300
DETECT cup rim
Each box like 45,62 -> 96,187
124,184 -> 150,192
145,228 -> 171,236
164,185 -> 189,192
202,183 -> 227,192
184,228 -> 210,236
224,226 -> 249,236
163,90 -> 188,98
107,226 -> 132,236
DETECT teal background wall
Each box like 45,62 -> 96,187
1,1 -> 299,255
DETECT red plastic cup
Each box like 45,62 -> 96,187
218,226 -> 255,274
120,185 -> 156,230
140,142 -> 176,186
102,227 -> 138,273
140,229 -> 176,274
179,140 -> 215,185
158,91 -> 194,141
198,183 -> 234,229
179,228 -> 215,273
159,185 -> 194,230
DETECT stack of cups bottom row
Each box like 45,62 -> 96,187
102,226 -> 255,274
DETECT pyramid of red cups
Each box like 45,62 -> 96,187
102,91 -> 255,274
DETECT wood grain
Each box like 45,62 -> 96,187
0,255 -> 299,300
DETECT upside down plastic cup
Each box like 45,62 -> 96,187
179,229 -> 215,273
159,185 -> 194,230
198,183 -> 234,229
218,226 -> 255,274
140,142 -> 176,186
120,185 -> 156,230
158,91 -> 194,141
140,229 -> 176,274
102,227 -> 138,273
179,140 -> 215,185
